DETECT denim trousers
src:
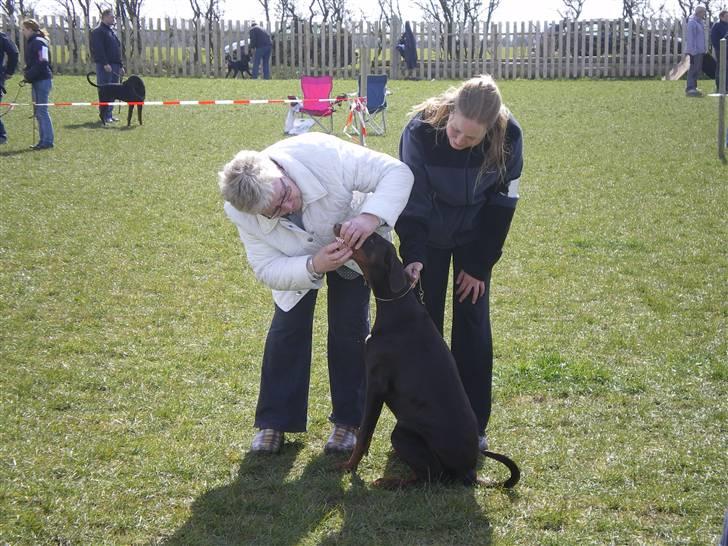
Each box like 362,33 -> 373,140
32,78 -> 54,146
254,271 -> 370,432
95,63 -> 121,121
252,45 -> 272,79
420,245 -> 495,435
687,53 -> 703,91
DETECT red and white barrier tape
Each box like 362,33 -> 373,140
0,97 -> 363,107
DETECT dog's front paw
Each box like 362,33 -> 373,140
338,460 -> 358,473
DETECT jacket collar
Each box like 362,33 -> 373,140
255,149 -> 328,233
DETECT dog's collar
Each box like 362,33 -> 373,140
373,279 -> 422,303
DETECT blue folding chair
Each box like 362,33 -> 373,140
359,74 -> 389,136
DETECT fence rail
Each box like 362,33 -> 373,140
1,15 -> 696,80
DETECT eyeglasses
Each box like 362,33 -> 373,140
266,179 -> 292,219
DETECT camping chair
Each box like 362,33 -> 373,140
359,74 -> 389,135
291,75 -> 344,134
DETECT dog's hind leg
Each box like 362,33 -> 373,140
390,424 -> 445,483
137,103 -> 143,126
127,104 -> 134,126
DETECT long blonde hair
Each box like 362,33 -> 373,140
22,19 -> 50,43
410,74 -> 509,180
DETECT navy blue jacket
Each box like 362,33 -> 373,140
249,25 -> 272,49
90,22 -> 122,65
711,20 -> 728,57
1,32 -> 19,81
23,34 -> 52,83
396,22 -> 418,70
395,113 -> 523,280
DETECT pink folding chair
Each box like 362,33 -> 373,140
294,75 -> 343,133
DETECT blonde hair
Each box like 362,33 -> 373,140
22,19 -> 49,42
410,74 -> 510,180
218,150 -> 279,213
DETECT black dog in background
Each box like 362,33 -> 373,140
86,72 -> 146,126
225,52 -> 252,78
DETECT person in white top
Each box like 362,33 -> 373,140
218,132 -> 413,454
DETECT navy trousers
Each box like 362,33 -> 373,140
421,246 -> 494,435
254,271 -> 370,432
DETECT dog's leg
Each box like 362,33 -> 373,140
340,386 -> 385,473
127,104 -> 134,126
137,104 -> 143,126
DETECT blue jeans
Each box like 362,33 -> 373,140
95,62 -> 121,121
32,78 -> 54,146
687,53 -> 703,92
252,45 -> 272,79
254,271 -> 370,432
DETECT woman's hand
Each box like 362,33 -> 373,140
338,213 -> 381,249
403,262 -> 423,283
455,270 -> 485,304
312,241 -> 353,274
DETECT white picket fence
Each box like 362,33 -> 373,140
1,15 -> 695,80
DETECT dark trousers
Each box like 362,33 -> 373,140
254,271 -> 370,432
0,78 -> 6,139
421,245 -> 494,435
95,62 -> 121,121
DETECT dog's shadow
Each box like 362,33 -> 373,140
64,121 -> 139,130
162,444 -> 500,545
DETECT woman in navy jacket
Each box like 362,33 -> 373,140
395,75 -> 523,451
21,19 -> 54,149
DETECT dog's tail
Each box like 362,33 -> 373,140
481,450 -> 521,488
86,72 -> 100,88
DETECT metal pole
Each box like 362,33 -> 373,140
719,38 -> 726,161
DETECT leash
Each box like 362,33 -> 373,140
0,80 -> 26,118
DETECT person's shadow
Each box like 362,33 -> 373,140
163,443 -> 504,545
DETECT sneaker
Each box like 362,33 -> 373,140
250,428 -> 284,454
479,434 -> 489,452
325,424 -> 357,454
29,143 -> 53,150
109,116 -> 119,122
686,89 -> 704,97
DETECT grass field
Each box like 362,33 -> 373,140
1,75 -> 726,545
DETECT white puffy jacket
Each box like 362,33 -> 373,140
223,133 -> 414,311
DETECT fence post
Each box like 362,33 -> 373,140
391,16 -> 401,80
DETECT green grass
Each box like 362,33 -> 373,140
1,75 -> 726,545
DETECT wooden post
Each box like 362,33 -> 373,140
391,16 -> 401,80
718,38 -> 726,161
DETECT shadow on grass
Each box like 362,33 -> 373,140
163,444 -> 496,545
0,147 -> 37,157
64,120 -> 107,129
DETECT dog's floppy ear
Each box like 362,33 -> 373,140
387,247 -> 408,294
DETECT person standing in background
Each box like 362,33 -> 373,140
685,5 -> 707,97
90,8 -> 124,123
21,19 -> 54,150
249,22 -> 272,80
0,31 -> 19,145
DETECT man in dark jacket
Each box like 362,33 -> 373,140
249,22 -> 272,80
0,31 -> 19,144
711,10 -> 728,92
90,8 -> 124,123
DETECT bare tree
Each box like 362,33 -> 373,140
2,0 -> 36,19
375,0 -> 402,27
189,0 -> 223,64
257,0 -> 271,27
559,0 -> 587,20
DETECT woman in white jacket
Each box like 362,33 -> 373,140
219,133 -> 414,454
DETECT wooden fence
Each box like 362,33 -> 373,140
1,15 -> 698,80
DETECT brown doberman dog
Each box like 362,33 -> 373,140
334,225 -> 520,488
